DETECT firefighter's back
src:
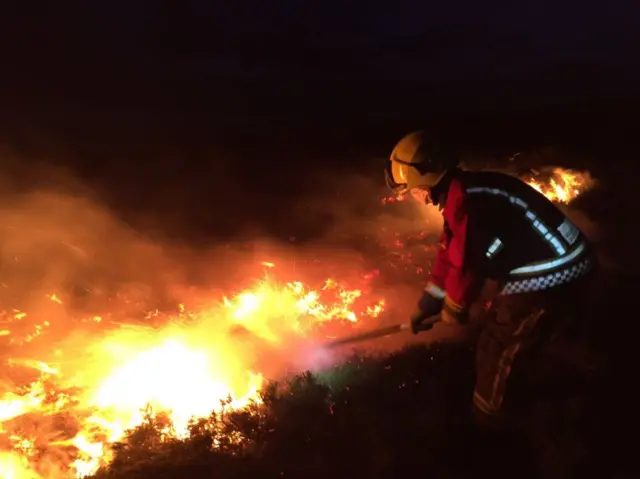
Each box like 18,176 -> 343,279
458,170 -> 592,294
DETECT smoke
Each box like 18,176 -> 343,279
0,152 -> 448,387
0,126 -> 609,479
303,170 -> 444,243
11,145 -> 602,397
0,191 -> 181,323
0,149 -> 600,380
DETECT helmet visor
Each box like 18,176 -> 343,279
391,159 -> 410,184
384,159 -> 410,194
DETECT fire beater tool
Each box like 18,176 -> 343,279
322,314 -> 440,350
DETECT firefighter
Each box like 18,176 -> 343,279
385,130 -> 595,429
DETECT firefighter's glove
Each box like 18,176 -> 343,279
411,292 -> 443,334
442,296 -> 469,325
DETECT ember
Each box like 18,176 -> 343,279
0,273 -> 385,478
0,168 -> 592,478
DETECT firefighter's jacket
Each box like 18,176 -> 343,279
425,170 -> 593,317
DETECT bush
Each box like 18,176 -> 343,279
90,339 -> 625,479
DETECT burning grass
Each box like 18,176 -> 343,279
89,340 -> 618,479
0,168 -> 596,478
0,271 -> 388,478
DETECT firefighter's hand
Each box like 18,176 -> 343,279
410,308 -> 440,334
417,291 -> 443,318
442,297 -> 470,325
411,291 -> 444,334
441,308 -> 460,324
410,310 -> 432,334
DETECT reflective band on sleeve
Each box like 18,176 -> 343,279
466,187 -> 527,208
558,218 -> 579,246
425,282 -> 446,299
466,186 -> 567,256
509,241 -> 586,275
501,257 -> 592,295
525,211 -> 566,255
485,237 -> 504,258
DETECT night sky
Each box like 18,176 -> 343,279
0,2 -> 638,174
2,2 -> 638,111
0,2 -> 638,241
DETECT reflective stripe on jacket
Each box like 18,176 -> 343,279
428,170 -> 592,311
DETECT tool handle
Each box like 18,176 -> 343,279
322,314 -> 442,350
403,314 -> 441,332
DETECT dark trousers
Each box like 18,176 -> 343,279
472,275 -> 593,426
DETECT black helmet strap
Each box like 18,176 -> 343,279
429,167 -> 458,206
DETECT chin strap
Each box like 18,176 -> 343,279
429,167 -> 457,207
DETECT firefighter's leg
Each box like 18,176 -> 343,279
473,299 -> 545,428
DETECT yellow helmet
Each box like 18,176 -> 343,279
385,130 -> 458,194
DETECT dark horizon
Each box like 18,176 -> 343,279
2,2 -> 639,124
0,2 -> 638,242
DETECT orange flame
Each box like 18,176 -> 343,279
0,272 -> 385,478
382,167 -> 593,205
0,169 -> 591,478
524,168 -> 593,203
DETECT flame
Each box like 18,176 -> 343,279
0,452 -> 39,479
524,168 -> 593,204
380,194 -> 407,205
0,169 -> 591,478
382,167 -> 593,205
0,271 -> 385,478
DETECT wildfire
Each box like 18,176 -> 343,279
380,194 -> 407,205
0,168 -> 591,478
524,168 -> 593,204
381,167 -> 593,205
0,272 -> 385,478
